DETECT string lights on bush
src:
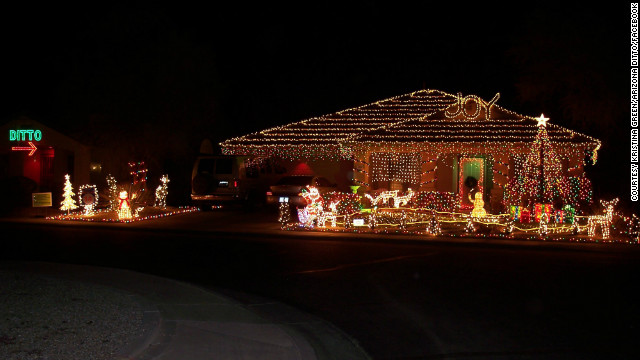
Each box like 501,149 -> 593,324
279,202 -> 291,228
409,191 -> 457,212
465,215 -> 476,233
426,211 -> 441,235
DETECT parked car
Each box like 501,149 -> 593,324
191,155 -> 285,209
266,175 -> 337,207
191,156 -> 245,207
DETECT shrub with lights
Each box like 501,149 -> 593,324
321,191 -> 363,215
558,174 -> 593,213
408,191 -> 458,212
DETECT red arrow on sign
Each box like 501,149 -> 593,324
12,141 -> 38,156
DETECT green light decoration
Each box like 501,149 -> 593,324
9,129 -> 42,141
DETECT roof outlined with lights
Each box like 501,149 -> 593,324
220,89 -> 600,157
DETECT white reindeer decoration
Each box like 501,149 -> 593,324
317,201 -> 339,228
155,174 -> 170,209
393,188 -> 415,208
587,198 -> 618,240
365,189 -> 414,208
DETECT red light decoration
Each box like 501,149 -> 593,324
11,141 -> 38,156
128,161 -> 148,185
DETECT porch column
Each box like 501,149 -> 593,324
419,152 -> 437,191
490,153 -> 509,211
352,150 -> 371,192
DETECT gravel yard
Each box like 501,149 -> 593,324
0,270 -> 145,360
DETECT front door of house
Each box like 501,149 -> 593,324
459,157 -> 484,209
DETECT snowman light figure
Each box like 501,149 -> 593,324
469,191 -> 487,218
118,190 -> 132,220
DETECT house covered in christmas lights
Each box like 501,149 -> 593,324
221,89 -> 600,212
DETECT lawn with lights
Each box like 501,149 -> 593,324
278,188 -> 637,243
275,114 -> 639,244
49,162 -> 198,223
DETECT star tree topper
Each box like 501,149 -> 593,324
536,113 -> 549,127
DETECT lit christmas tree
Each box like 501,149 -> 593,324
505,114 -> 564,207
60,174 -> 78,214
524,114 -> 563,204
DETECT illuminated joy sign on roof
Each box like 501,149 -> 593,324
9,129 -> 42,142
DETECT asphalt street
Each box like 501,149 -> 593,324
2,209 -> 640,359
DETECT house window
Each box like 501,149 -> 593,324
370,152 -> 421,189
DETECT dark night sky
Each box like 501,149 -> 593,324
0,3 -> 632,209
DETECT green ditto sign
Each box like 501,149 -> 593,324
9,129 -> 42,141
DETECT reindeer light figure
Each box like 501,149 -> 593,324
365,189 -> 414,208
317,201 -> 339,228
587,198 -> 618,240
155,174 -> 170,209
393,188 -> 414,208
365,190 -> 398,207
